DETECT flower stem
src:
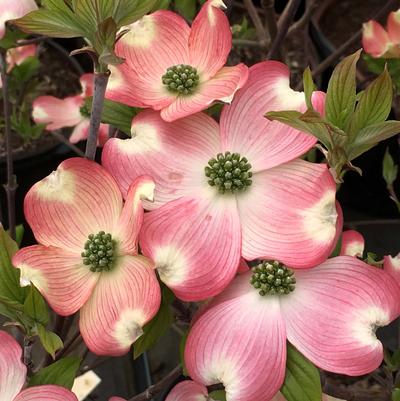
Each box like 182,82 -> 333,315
84,70 -> 110,160
0,49 -> 17,240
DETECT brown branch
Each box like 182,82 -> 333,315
127,366 -> 182,401
288,0 -> 319,34
49,130 -> 85,157
243,0 -> 268,46
267,0 -> 302,60
261,0 -> 278,43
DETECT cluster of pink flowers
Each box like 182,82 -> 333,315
4,1 -> 400,400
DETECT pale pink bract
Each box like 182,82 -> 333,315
0,330 -> 78,401
32,73 -> 110,147
106,0 -> 248,122
0,0 -> 37,39
13,158 -> 161,356
184,257 -> 400,401
102,61 -> 341,302
340,229 -> 365,257
362,9 -> 400,58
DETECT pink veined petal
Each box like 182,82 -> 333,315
80,255 -> 161,356
69,119 -> 90,144
24,158 -> 123,252
384,253 -> 400,283
107,11 -> 190,109
362,20 -> 391,57
7,44 -> 37,70
189,0 -> 232,79
160,64 -> 249,123
32,95 -> 83,131
80,73 -> 94,98
166,381 -> 208,401
140,196 -> 241,302
113,176 -> 155,255
238,258 -> 250,274
281,256 -> 400,376
238,159 -> 338,268
109,398 -> 126,401
102,109 -> 220,209
185,272 -> 286,401
69,120 -> 110,147
14,385 -> 78,401
0,331 -> 26,401
12,245 -> 99,316
220,61 -> 321,172
340,230 -> 365,257
0,0 -> 38,39
388,10 -> 400,43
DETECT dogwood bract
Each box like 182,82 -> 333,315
0,330 -> 78,401
103,61 -> 340,301
32,73 -> 110,146
162,380 -> 344,401
0,0 -> 37,39
13,158 -> 161,356
106,0 -> 248,122
340,229 -> 365,257
184,257 -> 400,401
362,9 -> 400,58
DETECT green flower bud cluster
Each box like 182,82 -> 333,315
162,64 -> 200,95
82,231 -> 116,272
205,151 -> 253,194
250,261 -> 296,296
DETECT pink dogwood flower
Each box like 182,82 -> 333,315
362,9 -> 400,58
163,380 -> 344,401
103,61 -> 341,302
106,0 -> 248,122
32,73 -> 110,146
385,252 -> 400,281
0,330 -> 78,401
184,257 -> 400,401
340,229 -> 365,257
0,0 -> 37,39
13,158 -> 161,356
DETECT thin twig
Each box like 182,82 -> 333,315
267,0 -> 302,60
243,0 -> 268,46
23,337 -> 34,374
288,0 -> 319,34
261,0 -> 278,43
45,39 -> 84,76
0,50 -> 17,240
85,71 -> 110,160
50,130 -> 85,157
127,366 -> 182,401
56,330 -> 82,360
14,36 -> 48,47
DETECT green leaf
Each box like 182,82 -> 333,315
86,97 -> 139,133
209,390 -> 227,401
266,110 -> 332,148
23,285 -> 49,326
325,50 -> 361,129
113,0 -> 159,26
0,225 -> 24,304
11,56 -> 41,83
349,120 -> 400,160
133,285 -> 174,359
174,0 -> 197,20
393,388 -> 400,401
280,343 -> 322,401
348,66 -> 393,138
303,67 -> 314,109
29,356 -> 81,389
179,330 -> 189,376
37,324 -> 64,359
15,225 -> 24,247
383,147 -> 398,186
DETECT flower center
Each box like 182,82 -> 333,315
250,261 -> 296,296
82,231 -> 116,272
162,64 -> 200,95
205,151 -> 253,194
